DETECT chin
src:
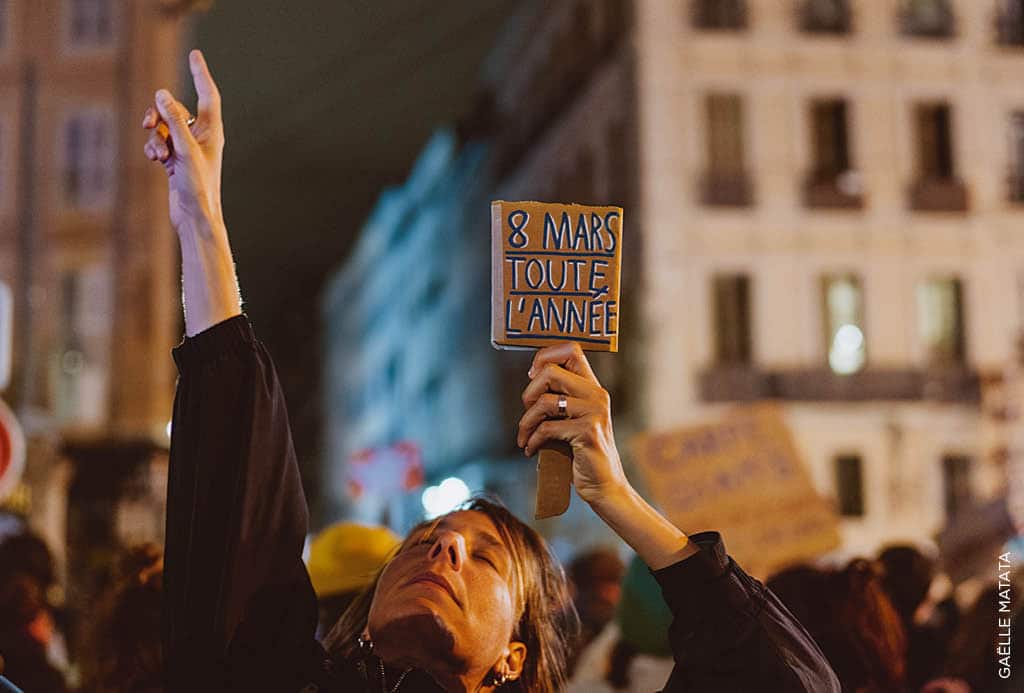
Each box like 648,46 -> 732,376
373,610 -> 466,675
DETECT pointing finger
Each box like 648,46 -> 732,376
189,49 -> 221,121
142,107 -> 159,129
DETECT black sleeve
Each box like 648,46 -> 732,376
162,316 -> 321,689
653,532 -> 840,693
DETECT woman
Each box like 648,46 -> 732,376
143,50 -> 839,691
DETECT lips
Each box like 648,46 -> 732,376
407,572 -> 462,608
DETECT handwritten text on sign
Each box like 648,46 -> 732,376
632,407 -> 840,576
491,201 -> 623,352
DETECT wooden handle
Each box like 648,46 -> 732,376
535,442 -> 573,519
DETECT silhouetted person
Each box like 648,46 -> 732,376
79,544 -> 163,693
878,544 -> 950,691
566,547 -> 625,675
768,560 -> 907,693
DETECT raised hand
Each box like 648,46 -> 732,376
142,49 -> 225,235
142,49 -> 239,337
517,342 -> 628,504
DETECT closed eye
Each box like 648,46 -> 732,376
474,552 -> 498,570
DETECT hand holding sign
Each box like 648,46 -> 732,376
517,342 -> 628,505
492,200 -> 624,517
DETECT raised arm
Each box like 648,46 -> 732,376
142,49 -> 240,336
517,343 -> 840,692
145,51 -> 320,688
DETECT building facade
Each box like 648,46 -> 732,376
322,131 -> 509,529
635,0 -> 1024,559
329,0 -> 1024,563
0,0 -> 196,645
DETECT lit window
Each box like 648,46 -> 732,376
68,0 -> 113,48
63,112 -> 114,209
822,275 -> 866,375
835,454 -> 864,517
917,278 -> 965,365
55,265 -> 113,425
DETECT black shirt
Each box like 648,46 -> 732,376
163,316 -> 839,692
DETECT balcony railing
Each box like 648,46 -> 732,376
909,176 -> 969,212
804,172 -> 864,210
699,366 -> 979,403
700,171 -> 754,207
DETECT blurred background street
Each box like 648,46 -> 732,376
2,1 -> 1024,690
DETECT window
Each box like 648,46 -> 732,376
0,0 -> 8,50
917,278 -> 965,365
692,0 -> 746,31
712,274 -> 752,365
899,0 -> 954,39
68,0 -> 113,47
63,112 -> 114,209
1008,112 -> 1024,202
835,454 -> 864,517
417,274 -> 445,315
702,93 -> 751,206
810,100 -> 851,180
55,265 -> 113,425
916,103 -> 955,180
910,103 -> 967,211
997,0 -> 1024,46
942,454 -> 971,519
800,0 -> 851,34
0,122 -> 5,210
806,99 -> 862,208
822,275 -> 865,375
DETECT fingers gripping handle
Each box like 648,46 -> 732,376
535,443 -> 573,519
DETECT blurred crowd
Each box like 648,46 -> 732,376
0,521 -> 1020,692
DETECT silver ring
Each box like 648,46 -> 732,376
556,394 -> 568,419
186,115 -> 197,127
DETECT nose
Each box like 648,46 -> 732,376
428,530 -> 466,571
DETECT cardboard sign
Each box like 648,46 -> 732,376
491,201 -> 622,353
633,406 -> 840,576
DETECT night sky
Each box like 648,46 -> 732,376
191,0 -> 518,505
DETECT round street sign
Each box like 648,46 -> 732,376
0,398 -> 25,503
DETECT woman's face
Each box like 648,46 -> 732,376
366,510 -> 525,683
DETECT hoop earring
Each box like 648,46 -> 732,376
486,670 -> 509,687
357,634 -> 375,656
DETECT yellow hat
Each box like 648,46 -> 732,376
307,522 -> 401,598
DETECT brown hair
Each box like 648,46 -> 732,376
325,497 -> 579,691
768,559 -> 906,692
